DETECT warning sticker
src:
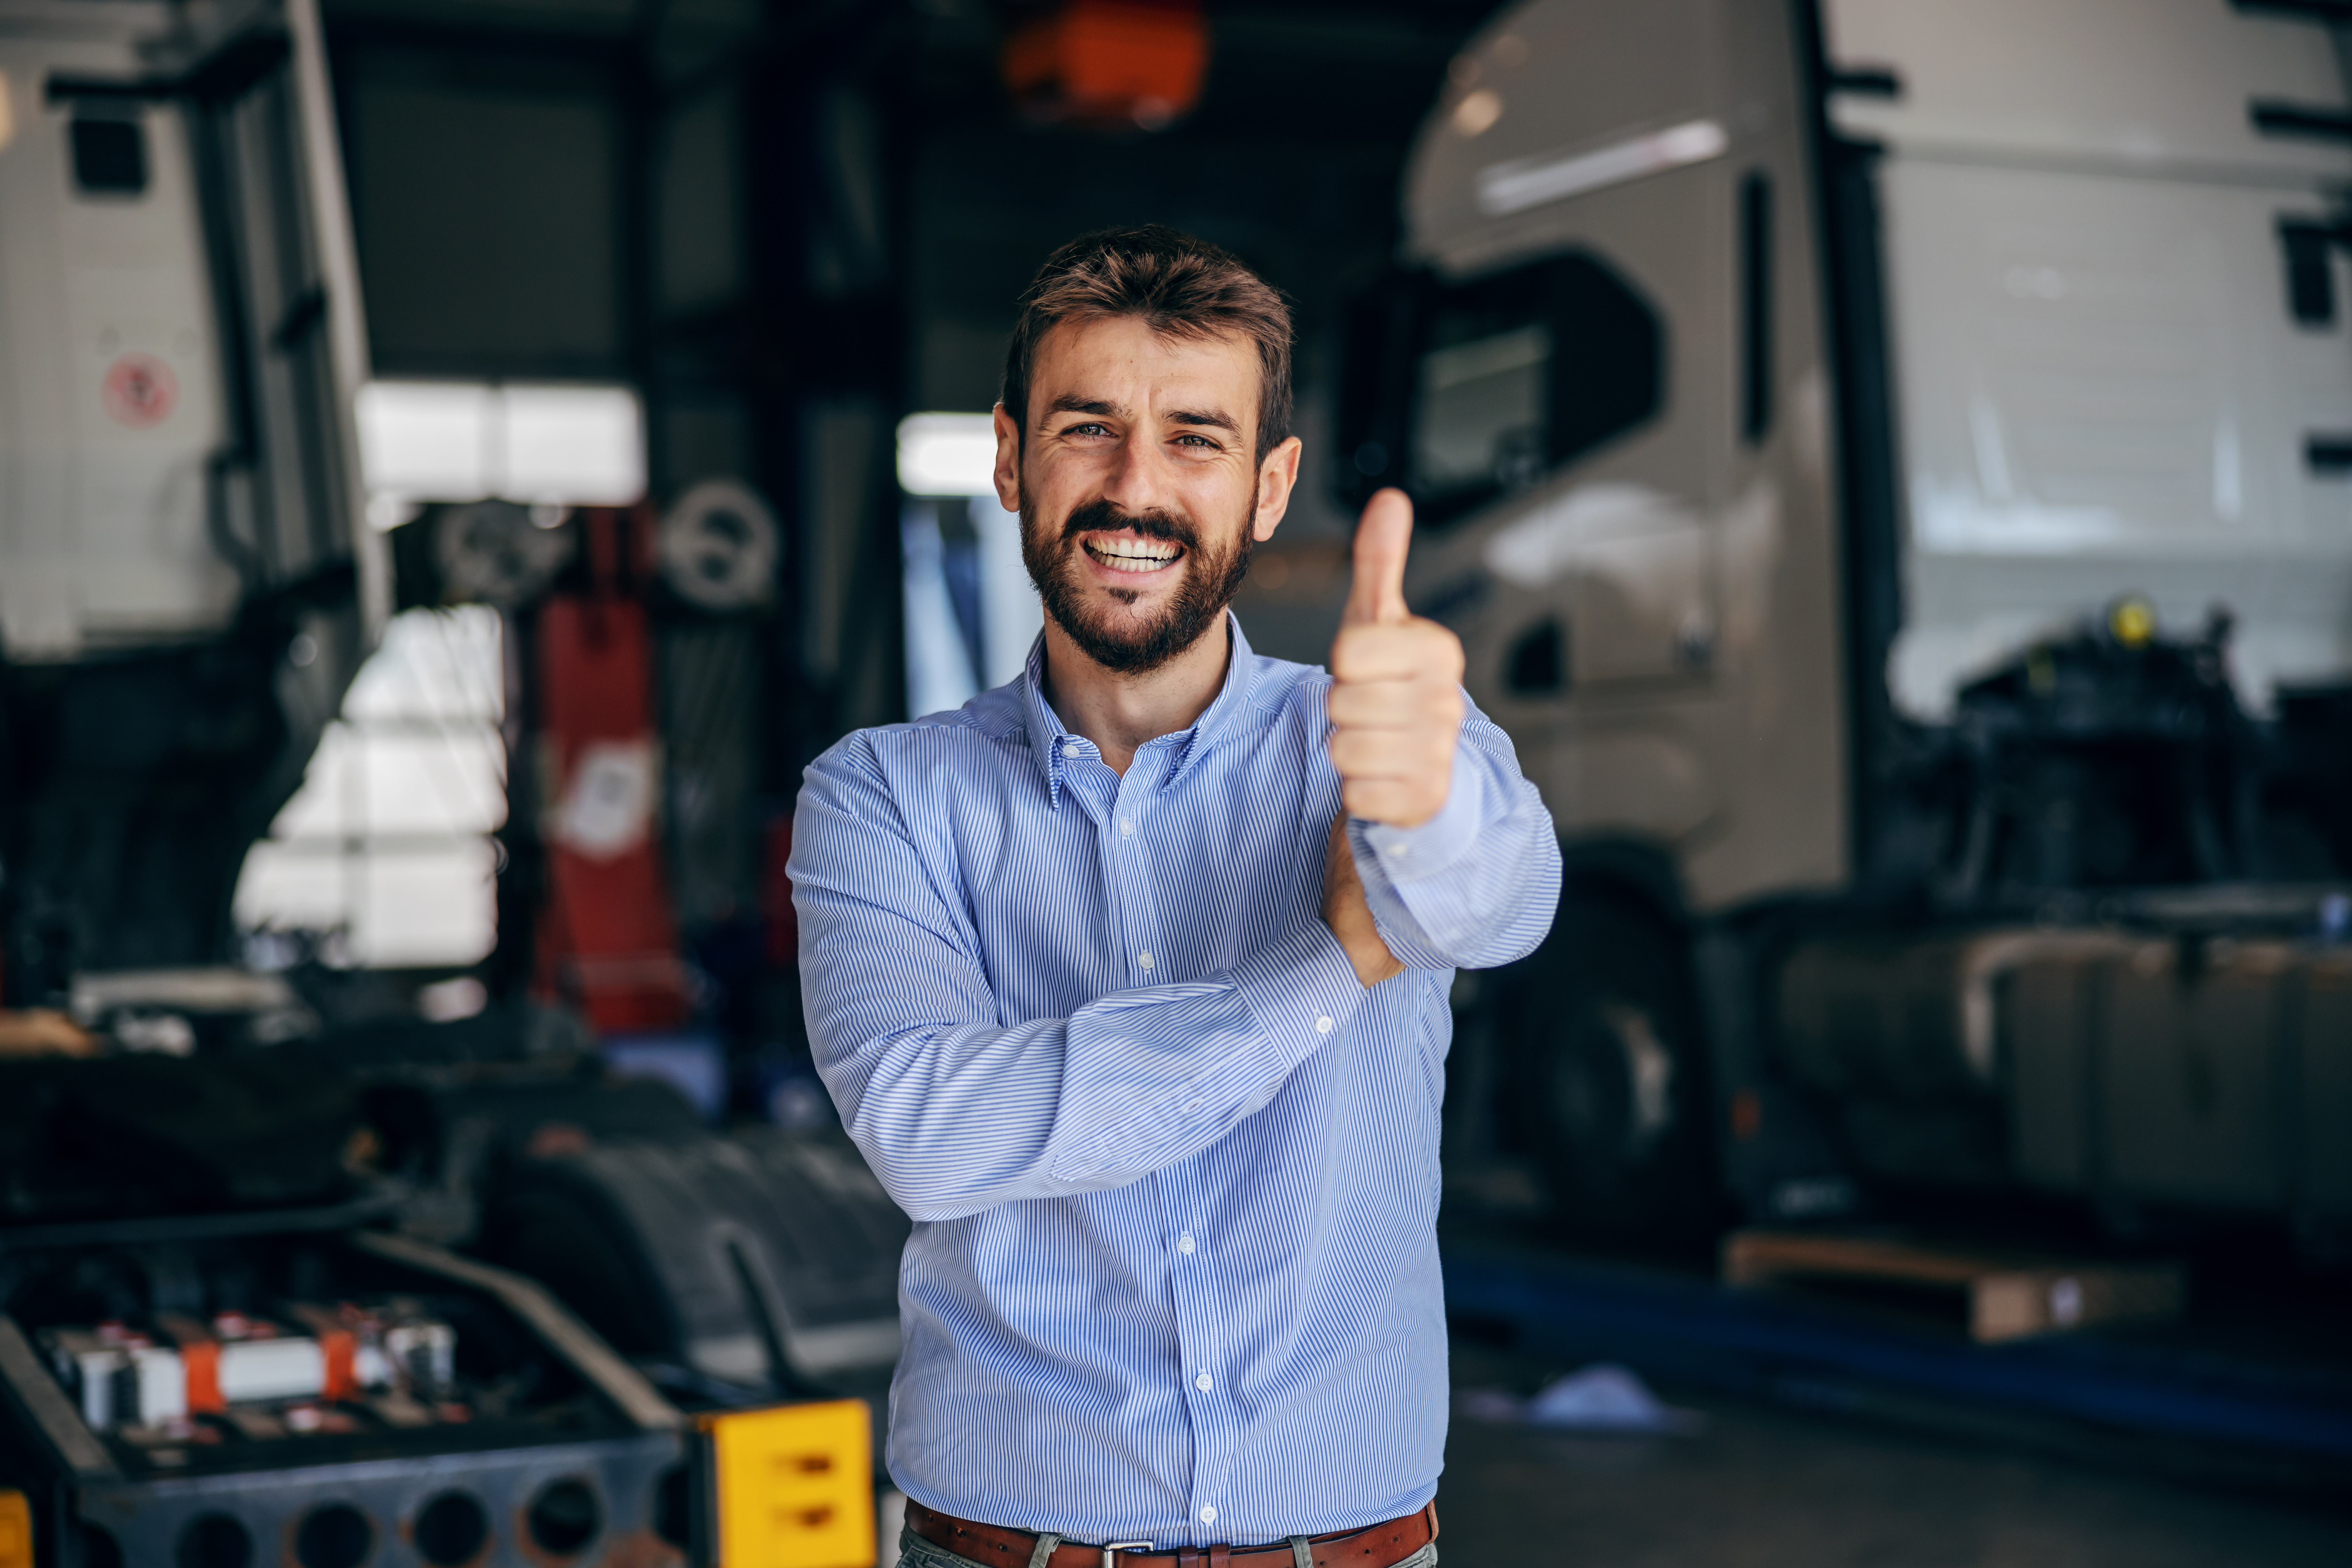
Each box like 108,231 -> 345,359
102,352 -> 178,428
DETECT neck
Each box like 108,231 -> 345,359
1040,613 -> 1232,776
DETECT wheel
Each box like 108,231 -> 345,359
1499,891 -> 1717,1250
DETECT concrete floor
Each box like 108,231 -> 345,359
1434,1343 -> 2352,1568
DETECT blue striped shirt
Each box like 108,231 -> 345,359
792,614 -> 1559,1547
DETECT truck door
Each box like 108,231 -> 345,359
1369,0 -> 1849,916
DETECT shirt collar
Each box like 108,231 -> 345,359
1022,611 -> 1260,807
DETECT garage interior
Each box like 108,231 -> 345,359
2,1 -> 2351,1565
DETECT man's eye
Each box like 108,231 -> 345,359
1065,421 -> 1111,438
1174,433 -> 1216,449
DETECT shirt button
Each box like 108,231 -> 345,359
1194,1372 -> 1212,1393
1178,1233 -> 1195,1255
1138,951 -> 1154,971
1199,1507 -> 1217,1527
1063,742 -> 1083,758
1315,1016 -> 1334,1034
1184,1098 -> 1204,1113
1120,819 -> 1135,836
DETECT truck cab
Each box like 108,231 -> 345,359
1346,0 -> 2352,1247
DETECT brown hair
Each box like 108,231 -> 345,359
1001,225 -> 1294,462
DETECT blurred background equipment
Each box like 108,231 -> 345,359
1001,0 -> 1210,130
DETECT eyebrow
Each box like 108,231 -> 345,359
1044,394 -> 1126,424
1042,394 -> 1240,437
1167,407 -> 1240,436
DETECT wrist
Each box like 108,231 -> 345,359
1327,907 -> 1404,988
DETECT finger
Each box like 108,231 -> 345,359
1340,488 -> 1414,628
1328,726 -> 1454,779
1326,680 -> 1462,731
1331,622 -> 1466,685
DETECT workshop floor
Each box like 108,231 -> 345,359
1434,1342 -> 2352,1568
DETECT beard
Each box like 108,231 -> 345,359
1021,492 -> 1254,676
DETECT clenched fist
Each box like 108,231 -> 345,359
1327,489 -> 1465,828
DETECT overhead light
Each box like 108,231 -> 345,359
897,413 -> 1002,497
356,382 -> 495,503
354,380 -> 645,514
501,384 -> 643,505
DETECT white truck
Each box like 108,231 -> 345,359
0,0 -> 377,994
1342,0 -> 2352,1249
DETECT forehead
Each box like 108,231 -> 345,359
1029,315 -> 1259,424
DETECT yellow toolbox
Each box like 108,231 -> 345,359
701,1399 -> 876,1568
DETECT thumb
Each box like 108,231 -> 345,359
1342,488 -> 1414,627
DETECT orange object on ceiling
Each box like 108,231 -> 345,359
1002,0 -> 1210,130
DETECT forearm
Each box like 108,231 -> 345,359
809,919 -> 1365,1221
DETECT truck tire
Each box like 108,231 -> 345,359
1500,891 -> 1716,1250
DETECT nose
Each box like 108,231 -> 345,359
1096,428 -> 1182,519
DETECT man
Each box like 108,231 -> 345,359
793,226 -> 1559,1568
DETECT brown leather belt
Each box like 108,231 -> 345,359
905,1499 -> 1438,1568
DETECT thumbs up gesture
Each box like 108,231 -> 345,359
1328,489 -> 1466,829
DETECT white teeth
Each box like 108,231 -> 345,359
1085,538 -> 1181,573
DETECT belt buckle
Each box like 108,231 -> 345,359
1099,1542 -> 1153,1568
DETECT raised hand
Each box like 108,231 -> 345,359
1326,488 -> 1466,829
1316,489 -> 1464,988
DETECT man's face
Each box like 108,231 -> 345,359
995,315 -> 1300,676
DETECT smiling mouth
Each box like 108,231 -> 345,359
1082,537 -> 1185,574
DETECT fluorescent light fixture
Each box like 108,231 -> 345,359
898,413 -> 1002,497
503,384 -> 644,505
1477,118 -> 1729,217
356,382 -> 495,503
355,380 -> 645,514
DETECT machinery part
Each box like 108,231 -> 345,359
1502,892 -> 1715,1247
0,1317 -> 118,1480
0,1489 -> 29,1568
347,1231 -> 685,1433
480,1132 -> 908,1395
658,481 -> 780,613
1783,925 -> 2352,1220
434,499 -> 576,609
536,592 -> 692,1034
1001,0 -> 1209,130
699,1399 -> 875,1568
40,1304 -> 455,1431
0,1055 -> 366,1230
2,1224 -> 701,1568
72,1431 -> 688,1568
1777,928 -> 2133,1099
1940,607 -> 2262,900
2010,937 -> 2352,1216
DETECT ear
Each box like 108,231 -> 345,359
992,403 -> 1022,514
1252,435 -> 1304,544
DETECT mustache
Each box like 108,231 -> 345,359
1058,497 -> 1200,550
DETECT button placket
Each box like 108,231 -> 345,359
1111,758 -> 1166,988
1163,1157 -> 1228,1541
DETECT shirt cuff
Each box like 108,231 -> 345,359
1230,918 -> 1372,1044
1358,747 -> 1487,882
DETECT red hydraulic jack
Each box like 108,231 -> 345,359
532,506 -> 692,1033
